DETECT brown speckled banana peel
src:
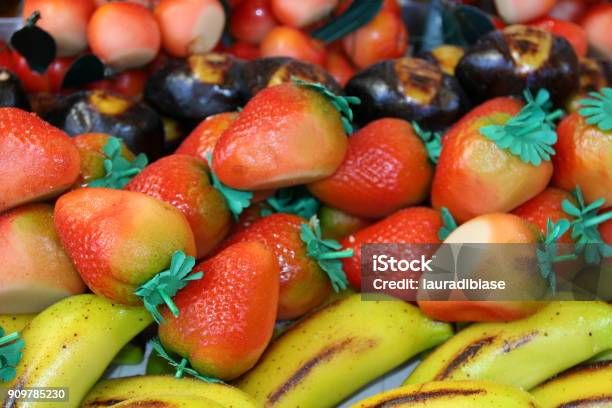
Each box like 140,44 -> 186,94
1,295 -> 152,408
404,301 -> 612,390
0,315 -> 36,334
236,294 -> 453,408
109,395 -> 226,408
82,376 -> 258,408
351,381 -> 540,408
531,360 -> 612,408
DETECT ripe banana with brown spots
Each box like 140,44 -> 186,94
1,295 -> 152,408
531,360 -> 612,408
404,301 -> 612,390
0,315 -> 35,334
82,376 -> 258,408
236,294 -> 453,408
351,381 -> 540,408
100,395 -> 227,408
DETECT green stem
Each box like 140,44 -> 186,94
583,212 -> 612,228
175,358 -> 188,379
317,249 -> 354,260
0,332 -> 18,347
26,11 -> 41,27
553,254 -> 578,262
157,288 -> 179,318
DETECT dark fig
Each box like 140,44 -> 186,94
44,90 -> 164,159
242,57 -> 342,99
455,24 -> 579,104
0,68 -> 30,110
421,45 -> 465,76
565,58 -> 609,112
345,57 -> 469,129
144,53 -> 244,124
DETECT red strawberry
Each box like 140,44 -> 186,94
340,207 -> 447,289
432,92 -> 558,223
54,188 -> 196,304
308,118 -> 434,218
552,88 -> 612,206
212,82 -> 355,190
126,154 -> 232,258
260,26 -> 326,66
0,108 -> 80,212
220,213 -> 351,320
158,241 -> 279,380
175,112 -> 239,163
581,3 -> 612,60
0,204 -> 85,314
73,133 -> 138,188
512,187 -> 576,243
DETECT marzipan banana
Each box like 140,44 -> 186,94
588,349 -> 612,363
236,294 -> 453,408
531,360 -> 612,408
351,380 -> 540,408
109,395 -> 227,408
0,315 -> 35,334
405,301 -> 612,389
82,375 -> 258,408
1,294 -> 152,408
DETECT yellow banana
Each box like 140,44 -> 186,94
405,301 -> 612,390
236,294 -> 453,408
589,349 -> 612,362
531,360 -> 612,408
351,380 -> 540,408
82,375 -> 258,408
1,294 -> 152,408
110,395 -> 226,408
0,315 -> 35,334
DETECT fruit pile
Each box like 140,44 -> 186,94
0,0 -> 611,407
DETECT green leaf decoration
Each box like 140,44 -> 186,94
300,216 -> 352,292
437,207 -> 458,241
204,153 -> 252,220
0,328 -> 24,383
311,0 -> 383,44
87,137 -> 148,189
149,338 -> 223,383
134,251 -> 203,324
480,89 -> 564,166
537,219 -> 575,294
412,121 -> 443,164
561,186 -> 612,265
579,87 -> 612,131
292,77 -> 361,134
262,187 -> 320,219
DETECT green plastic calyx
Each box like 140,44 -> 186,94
562,186 -> 612,265
480,89 -> 563,166
437,207 -> 458,241
579,87 -> 612,131
412,121 -> 443,164
88,137 -> 148,189
262,187 -> 320,219
300,216 -> 352,292
0,328 -> 24,382
536,219 -> 576,293
134,251 -> 202,324
150,338 -> 222,383
204,153 -> 252,220
292,77 -> 361,134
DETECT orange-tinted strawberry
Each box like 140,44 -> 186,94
432,91 -> 559,223
0,204 -> 86,314
220,213 -> 351,320
340,207 -> 449,289
175,112 -> 239,163
319,205 -> 371,241
126,154 -> 232,259
324,46 -> 354,87
552,88 -> 612,205
0,107 -> 80,212
54,188 -> 196,304
158,241 -> 279,380
308,118 -> 434,218
512,187 -> 576,243
260,26 -> 326,66
212,81 -> 357,190
73,133 -> 139,188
